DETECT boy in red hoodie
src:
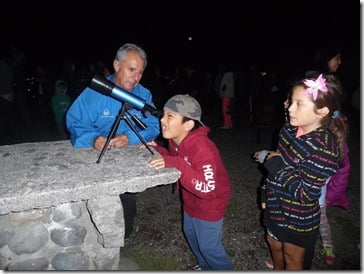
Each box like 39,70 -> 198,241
147,94 -> 233,270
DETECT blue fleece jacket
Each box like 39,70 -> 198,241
66,75 -> 160,148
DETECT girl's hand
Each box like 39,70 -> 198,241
148,157 -> 165,170
266,151 -> 281,160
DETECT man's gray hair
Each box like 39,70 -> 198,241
115,43 -> 147,69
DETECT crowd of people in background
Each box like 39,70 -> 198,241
0,42 -> 359,147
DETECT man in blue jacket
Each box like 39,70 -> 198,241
66,43 -> 160,238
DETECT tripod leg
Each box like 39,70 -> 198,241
96,105 -> 124,163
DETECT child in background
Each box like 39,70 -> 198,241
146,94 -> 233,270
51,79 -> 71,139
316,142 -> 350,265
257,73 -> 348,270
306,45 -> 351,265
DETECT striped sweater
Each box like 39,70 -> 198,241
261,124 -> 339,233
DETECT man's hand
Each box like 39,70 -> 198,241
93,134 -> 129,151
93,136 -> 108,151
110,134 -> 129,148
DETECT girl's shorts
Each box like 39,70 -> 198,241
265,219 -> 318,248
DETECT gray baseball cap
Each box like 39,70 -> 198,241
164,94 -> 205,126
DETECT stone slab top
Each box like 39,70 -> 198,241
0,140 -> 181,214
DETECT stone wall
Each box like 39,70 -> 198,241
0,141 -> 180,270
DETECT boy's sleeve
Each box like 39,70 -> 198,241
153,144 -> 169,156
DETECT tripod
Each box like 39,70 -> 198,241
96,103 -> 154,164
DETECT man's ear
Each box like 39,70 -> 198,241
317,106 -> 330,118
113,59 -> 120,72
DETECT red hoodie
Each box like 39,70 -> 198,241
153,126 -> 231,221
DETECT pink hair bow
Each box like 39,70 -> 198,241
303,74 -> 328,100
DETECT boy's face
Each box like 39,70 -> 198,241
160,109 -> 193,145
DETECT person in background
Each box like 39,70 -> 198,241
66,43 -> 160,239
51,79 -> 71,139
311,46 -> 342,75
256,73 -> 348,270
219,65 -> 235,129
305,45 -> 351,266
146,94 -> 233,270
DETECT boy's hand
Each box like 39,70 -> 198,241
148,157 -> 165,170
146,140 -> 157,146
139,140 -> 157,149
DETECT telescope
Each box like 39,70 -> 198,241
89,74 -> 160,117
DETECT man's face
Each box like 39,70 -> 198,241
113,51 -> 145,91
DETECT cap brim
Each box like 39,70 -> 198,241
197,120 -> 205,127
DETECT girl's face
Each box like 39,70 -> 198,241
160,110 -> 192,145
288,86 -> 328,135
328,54 -> 342,73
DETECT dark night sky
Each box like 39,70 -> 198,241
2,0 -> 360,86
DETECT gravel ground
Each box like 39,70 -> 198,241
120,113 -> 361,271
